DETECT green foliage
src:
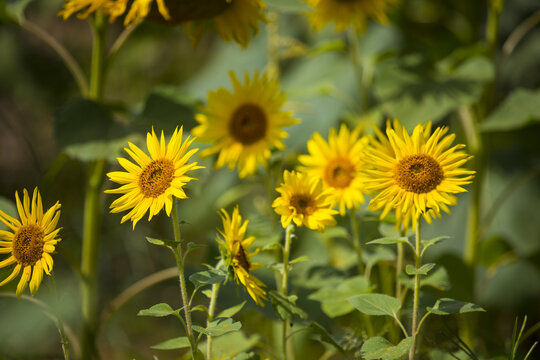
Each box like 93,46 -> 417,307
399,266 -> 451,291
137,303 -> 180,317
347,294 -> 401,317
0,0 -> 32,23
217,301 -> 246,319
421,236 -> 450,256
308,276 -> 370,318
405,263 -> 436,276
150,336 -> 191,350
192,318 -> 242,337
481,88 -> 540,132
145,237 -> 178,247
189,269 -> 227,288
367,236 -> 410,246
427,298 -> 485,315
269,291 -> 308,321
307,322 -> 344,351
360,337 -> 413,360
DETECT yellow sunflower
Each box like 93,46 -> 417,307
362,119 -> 475,232
272,170 -> 338,231
59,0 -> 170,26
105,126 -> 202,228
192,71 -> 298,178
298,124 -> 369,215
218,206 -> 267,306
0,188 -> 61,297
303,0 -> 396,33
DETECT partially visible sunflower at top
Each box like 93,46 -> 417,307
192,71 -> 298,178
0,188 -> 61,297
361,119 -> 475,232
105,126 -> 202,229
303,0 -> 396,33
59,0 -> 170,26
217,206 -> 267,306
298,124 -> 369,215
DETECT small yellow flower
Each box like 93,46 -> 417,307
59,0 -> 170,26
298,124 -> 369,215
362,119 -> 475,231
303,0 -> 396,33
192,71 -> 298,178
0,188 -> 61,297
218,207 -> 267,306
105,127 -> 202,228
272,170 -> 338,231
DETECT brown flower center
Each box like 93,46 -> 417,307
324,158 -> 355,188
13,224 -> 44,266
138,159 -> 175,198
229,103 -> 267,145
394,154 -> 444,194
290,194 -> 316,216
234,243 -> 251,272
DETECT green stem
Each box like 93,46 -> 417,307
171,200 -> 196,359
90,14 -> 108,100
346,27 -> 369,112
282,224 -> 294,360
50,275 -> 71,360
206,282 -> 221,360
409,220 -> 422,360
349,209 -> 364,275
396,243 -> 404,300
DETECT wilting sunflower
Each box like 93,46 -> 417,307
272,170 -> 338,231
303,0 -> 396,33
59,0 -> 170,26
218,207 -> 267,306
298,124 -> 369,215
362,119 -> 475,231
192,71 -> 298,178
105,127 -> 202,228
0,188 -> 61,297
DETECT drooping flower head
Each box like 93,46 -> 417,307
217,206 -> 267,306
192,71 -> 298,178
59,0 -> 170,26
105,126 -> 202,228
303,0 -> 396,33
362,119 -> 475,232
0,188 -> 61,297
272,170 -> 338,231
298,124 -> 369,215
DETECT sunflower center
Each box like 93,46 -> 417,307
229,103 -> 267,145
290,194 -> 316,216
13,224 -> 44,266
394,154 -> 444,194
138,159 -> 175,198
325,158 -> 355,188
234,243 -> 251,272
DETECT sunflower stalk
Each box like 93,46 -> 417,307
206,282 -> 221,360
281,224 -> 295,360
50,274 -> 71,360
409,219 -> 422,360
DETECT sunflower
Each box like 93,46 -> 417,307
303,0 -> 396,33
298,124 -> 369,215
218,207 -> 267,306
272,170 -> 338,231
59,0 -> 170,26
105,126 -> 202,228
192,71 -> 298,178
0,188 -> 61,297
362,119 -> 475,232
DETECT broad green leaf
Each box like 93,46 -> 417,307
146,237 -> 178,247
190,304 -> 209,315
363,246 -> 396,269
189,269 -> 227,288
217,301 -> 246,318
151,336 -> 191,350
308,322 -> 344,351
399,266 -> 451,291
208,332 -> 260,359
361,336 -> 413,360
347,294 -> 401,317
137,303 -> 179,317
64,134 -> 141,162
308,276 -> 370,318
192,318 -> 242,337
428,298 -> 485,315
481,88 -> 540,132
421,236 -> 450,256
405,263 -> 436,276
367,237 -> 409,246
269,291 -> 308,320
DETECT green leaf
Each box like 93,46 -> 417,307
269,290 -> 308,321
207,332 -> 261,359
405,263 -> 436,276
347,294 -> 401,317
361,336 -> 413,360
151,336 -> 191,350
308,276 -> 370,318
399,266 -> 451,291
427,298 -> 485,315
138,303 -> 179,317
308,322 -> 344,351
481,88 -> 540,132
262,242 -> 282,251
367,237 -> 409,246
217,301 -> 246,318
363,246 -> 396,269
230,352 -> 260,360
184,242 -> 206,258
421,236 -> 450,256
192,318 -> 242,337
289,256 -> 310,265
145,237 -> 178,247
190,304 -> 209,315
1,0 -> 33,23
189,269 -> 227,288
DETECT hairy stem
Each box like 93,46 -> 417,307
207,282 -> 221,360
282,224 -> 294,360
409,220 -> 422,360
